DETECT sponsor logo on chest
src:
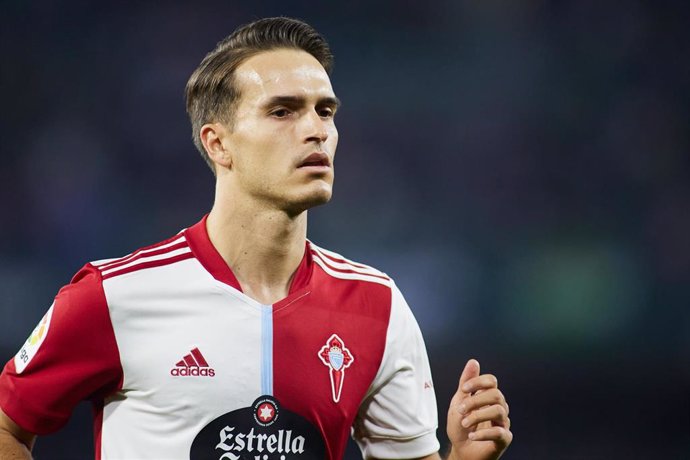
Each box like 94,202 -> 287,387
190,396 -> 325,459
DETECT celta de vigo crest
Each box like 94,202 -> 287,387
317,334 -> 354,403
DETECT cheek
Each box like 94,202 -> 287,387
328,127 -> 339,156
236,131 -> 281,168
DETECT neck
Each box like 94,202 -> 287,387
206,189 -> 307,305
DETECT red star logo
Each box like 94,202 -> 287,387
257,402 -> 275,422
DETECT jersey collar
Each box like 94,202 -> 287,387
184,214 -> 313,295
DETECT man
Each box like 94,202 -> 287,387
0,17 -> 511,460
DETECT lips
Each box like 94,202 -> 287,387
298,152 -> 330,168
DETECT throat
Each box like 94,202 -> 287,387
206,203 -> 309,305
239,280 -> 293,306
226,243 -> 304,305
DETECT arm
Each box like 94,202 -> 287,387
0,264 -> 122,456
0,408 -> 35,460
371,359 -> 512,460
358,283 -> 511,460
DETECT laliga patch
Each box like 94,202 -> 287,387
15,303 -> 54,374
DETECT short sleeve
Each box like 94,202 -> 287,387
0,264 -> 123,434
352,281 -> 440,459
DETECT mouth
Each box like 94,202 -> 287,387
298,152 -> 331,169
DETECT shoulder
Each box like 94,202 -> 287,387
50,229 -> 190,299
87,229 -> 191,281
308,241 -> 393,287
308,244 -> 421,338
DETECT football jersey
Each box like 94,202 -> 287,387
0,216 -> 439,460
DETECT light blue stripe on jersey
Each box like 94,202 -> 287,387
261,305 -> 273,395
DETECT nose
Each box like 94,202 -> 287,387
302,110 -> 329,144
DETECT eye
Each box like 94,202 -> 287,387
318,107 -> 335,119
270,108 -> 292,118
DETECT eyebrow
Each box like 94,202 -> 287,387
261,95 -> 341,110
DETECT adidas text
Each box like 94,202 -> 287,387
171,367 -> 215,377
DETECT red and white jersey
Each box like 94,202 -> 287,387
0,216 -> 439,460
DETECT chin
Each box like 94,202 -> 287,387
285,185 -> 333,215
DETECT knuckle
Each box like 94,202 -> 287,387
482,374 -> 498,387
464,399 -> 475,412
495,404 -> 507,418
496,389 -> 506,403
489,427 -> 503,440
496,427 -> 511,444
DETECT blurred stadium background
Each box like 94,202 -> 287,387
1,1 -> 688,458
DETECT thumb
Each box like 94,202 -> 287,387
458,358 -> 480,395
448,359 -> 481,444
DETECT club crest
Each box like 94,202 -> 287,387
317,334 -> 353,403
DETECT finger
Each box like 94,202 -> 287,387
458,359 -> 480,396
485,416 -> 511,430
458,388 -> 507,416
468,426 -> 513,446
461,404 -> 509,429
461,373 -> 498,394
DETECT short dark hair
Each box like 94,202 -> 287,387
185,17 -> 334,173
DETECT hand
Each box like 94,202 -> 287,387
446,359 -> 512,460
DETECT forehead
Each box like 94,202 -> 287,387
233,49 -> 334,106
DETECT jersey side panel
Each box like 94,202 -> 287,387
272,266 -> 392,460
99,258 -> 263,459
0,264 -> 123,435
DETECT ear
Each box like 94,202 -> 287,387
200,122 -> 233,170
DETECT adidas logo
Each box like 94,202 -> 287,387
170,347 -> 216,377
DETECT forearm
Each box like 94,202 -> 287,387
443,447 -> 463,460
438,446 -> 459,460
0,431 -> 32,460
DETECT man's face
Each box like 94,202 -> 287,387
219,48 -> 339,215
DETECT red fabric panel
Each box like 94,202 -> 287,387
0,264 -> 123,435
184,216 -> 243,291
272,268 -> 391,460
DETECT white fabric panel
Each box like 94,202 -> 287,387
100,258 -> 263,459
353,282 -> 440,459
